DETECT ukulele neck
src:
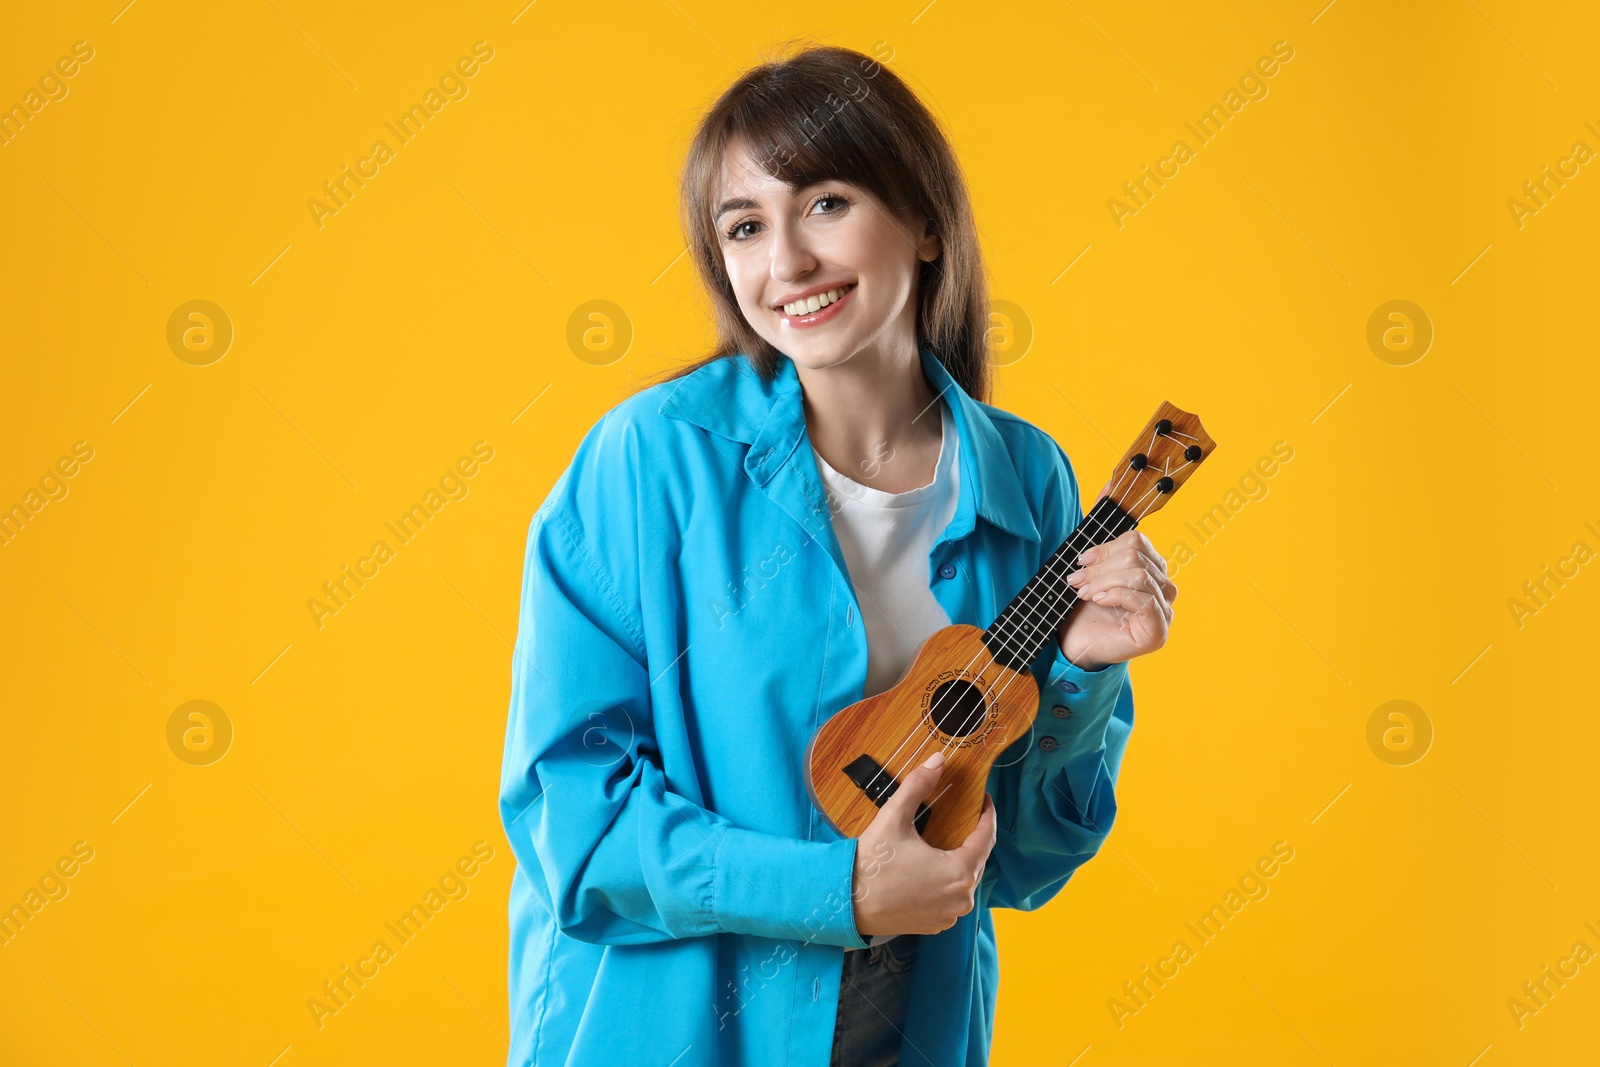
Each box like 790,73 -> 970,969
980,495 -> 1139,673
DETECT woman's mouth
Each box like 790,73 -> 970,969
776,283 -> 856,328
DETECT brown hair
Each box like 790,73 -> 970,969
636,42 -> 993,403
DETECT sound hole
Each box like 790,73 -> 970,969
928,679 -> 988,737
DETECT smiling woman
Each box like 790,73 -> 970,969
659,46 -> 989,408
501,40 -> 1167,1067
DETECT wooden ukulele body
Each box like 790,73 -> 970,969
804,623 -> 1041,851
804,401 -> 1215,853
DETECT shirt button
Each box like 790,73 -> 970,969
1051,705 -> 1070,719
1059,680 -> 1080,694
1039,736 -> 1059,751
938,564 -> 957,580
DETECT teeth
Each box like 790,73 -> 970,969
783,284 -> 851,317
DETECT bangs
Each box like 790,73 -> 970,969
715,72 -> 908,214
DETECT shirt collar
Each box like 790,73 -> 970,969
658,346 -> 1040,544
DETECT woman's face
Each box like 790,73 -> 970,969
713,139 -> 941,373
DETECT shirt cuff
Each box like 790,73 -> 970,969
1037,643 -> 1131,763
711,826 -> 871,949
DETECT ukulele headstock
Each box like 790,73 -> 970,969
1102,402 -> 1216,521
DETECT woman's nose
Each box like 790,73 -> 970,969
768,219 -> 817,283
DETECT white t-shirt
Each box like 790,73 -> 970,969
812,399 -> 961,951
813,398 -> 961,699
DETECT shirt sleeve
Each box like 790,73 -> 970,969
499,423 -> 872,950
977,435 -> 1137,912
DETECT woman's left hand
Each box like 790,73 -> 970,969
1058,522 -> 1177,671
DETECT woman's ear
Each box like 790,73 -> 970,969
918,217 -> 942,263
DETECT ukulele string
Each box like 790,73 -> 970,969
856,448 -> 1191,815
972,449 -> 1191,719
950,461 -> 1187,743
851,424 -> 1195,806
851,460 -> 1164,807
1101,425 -> 1194,512
923,473 -> 1175,771
915,438 -> 1203,780
1102,425 -> 1165,502
887,474 -> 1175,810
849,479 -> 1160,819
952,470 -> 1178,739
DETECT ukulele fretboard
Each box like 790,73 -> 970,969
980,495 -> 1137,673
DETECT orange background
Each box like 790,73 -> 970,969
2,1 -> 1596,1064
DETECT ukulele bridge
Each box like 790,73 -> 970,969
841,753 -> 933,834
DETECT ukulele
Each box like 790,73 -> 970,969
803,402 -> 1215,850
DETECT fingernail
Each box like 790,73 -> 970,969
926,751 -> 944,768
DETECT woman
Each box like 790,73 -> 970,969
499,44 -> 1176,1067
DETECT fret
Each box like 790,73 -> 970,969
978,405 -> 1216,674
981,496 -> 1136,671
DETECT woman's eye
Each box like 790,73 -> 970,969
724,193 -> 848,242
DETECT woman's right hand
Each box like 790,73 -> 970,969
850,750 -> 998,938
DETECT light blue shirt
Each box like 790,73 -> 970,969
499,346 -> 1135,1066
